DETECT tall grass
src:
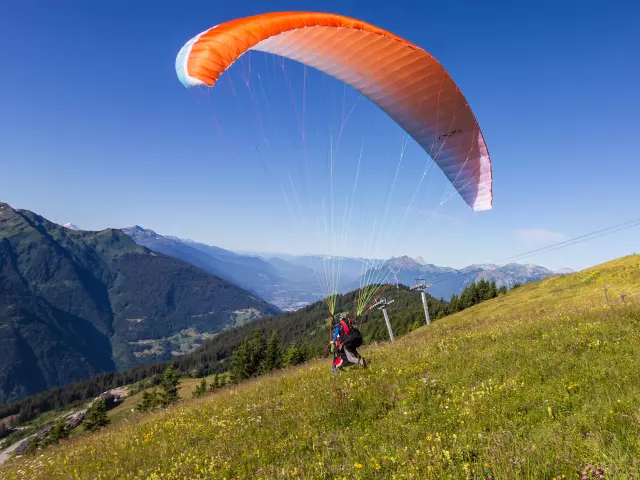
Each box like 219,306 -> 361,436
2,255 -> 639,479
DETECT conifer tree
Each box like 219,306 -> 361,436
47,423 -> 70,444
137,389 -> 159,412
450,294 -> 460,313
489,281 -> 498,299
159,365 -> 181,407
192,378 -> 208,398
84,398 -> 110,431
261,330 -> 282,373
283,343 -> 306,367
249,329 -> 267,376
208,373 -> 219,392
231,338 -> 252,381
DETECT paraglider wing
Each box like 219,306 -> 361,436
176,12 -> 492,211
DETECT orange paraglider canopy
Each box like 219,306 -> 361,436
176,11 -> 492,211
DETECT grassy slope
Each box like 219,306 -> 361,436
2,255 -> 639,479
106,376 -> 218,425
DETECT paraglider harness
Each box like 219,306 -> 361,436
334,316 -> 363,351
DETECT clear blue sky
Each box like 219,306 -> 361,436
1,0 -> 638,270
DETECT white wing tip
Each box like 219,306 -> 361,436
472,202 -> 493,212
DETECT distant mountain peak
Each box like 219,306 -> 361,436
389,255 -> 420,266
385,255 -> 437,270
122,226 -> 162,239
414,256 -> 427,265
555,267 -> 575,274
466,263 -> 498,270
63,223 -> 80,230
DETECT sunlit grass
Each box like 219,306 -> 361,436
107,376 -> 211,425
2,255 -> 639,479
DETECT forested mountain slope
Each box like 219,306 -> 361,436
0,203 -> 278,403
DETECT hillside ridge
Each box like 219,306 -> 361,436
0,203 -> 278,403
2,254 -> 638,478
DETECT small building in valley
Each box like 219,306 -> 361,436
66,413 -> 85,429
36,425 -> 52,439
14,440 -> 30,456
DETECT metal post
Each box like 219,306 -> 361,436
411,281 -> 432,325
371,297 -> 395,342
381,305 -> 395,342
604,282 -> 609,303
421,291 -> 431,325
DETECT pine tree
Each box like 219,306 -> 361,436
498,285 -> 507,295
248,329 -> 267,376
452,294 -> 461,313
471,282 -> 481,306
460,284 -> 470,309
137,389 -> 159,412
300,340 -> 313,362
476,280 -> 488,301
261,331 -> 282,373
283,343 -> 306,367
231,338 -> 252,381
282,344 -> 296,367
488,281 -> 498,299
192,378 -> 208,398
47,423 -> 69,443
208,373 -> 219,392
84,398 -> 110,431
159,365 -> 181,407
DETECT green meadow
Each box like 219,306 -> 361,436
2,255 -> 639,479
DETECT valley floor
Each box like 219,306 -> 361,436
1,255 -> 639,479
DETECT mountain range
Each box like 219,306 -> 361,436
358,256 -> 558,299
118,228 -> 563,306
0,203 -> 277,404
121,227 -> 363,311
